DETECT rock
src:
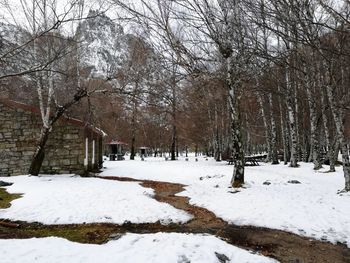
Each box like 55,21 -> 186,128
178,255 -> 190,263
228,190 -> 240,194
263,181 -> 271,185
321,236 -> 328,241
215,252 -> 230,263
123,220 -> 132,225
288,180 -> 301,184
109,233 -> 123,240
0,181 -> 13,187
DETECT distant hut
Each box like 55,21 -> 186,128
106,140 -> 128,160
139,146 -> 151,159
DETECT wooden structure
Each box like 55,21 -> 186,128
106,140 -> 128,161
227,154 -> 267,166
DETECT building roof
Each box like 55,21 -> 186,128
107,140 -> 128,145
0,98 -> 106,136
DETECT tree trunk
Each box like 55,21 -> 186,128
171,122 -> 177,160
294,84 -> 302,162
130,96 -> 137,160
303,133 -> 310,163
214,107 -> 222,161
268,93 -> 279,164
256,92 -> 272,162
28,127 -> 51,176
305,73 -> 322,170
130,134 -> 136,160
176,136 -> 179,158
226,57 -> 245,188
278,85 -> 288,165
320,73 -> 336,171
332,141 -> 340,171
28,88 -> 89,175
326,81 -> 350,191
170,75 -> 177,161
285,65 -> 298,167
229,94 -> 245,187
245,113 -> 252,156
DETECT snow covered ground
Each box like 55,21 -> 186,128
0,233 -> 277,263
0,155 -> 348,262
0,175 -> 191,224
101,156 -> 350,246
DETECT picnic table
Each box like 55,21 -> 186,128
227,155 -> 265,166
244,156 -> 260,166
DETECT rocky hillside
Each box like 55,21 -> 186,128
0,10 -> 134,79
77,10 -> 131,78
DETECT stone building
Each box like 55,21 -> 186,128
0,99 -> 105,176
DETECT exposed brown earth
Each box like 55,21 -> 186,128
1,176 -> 349,263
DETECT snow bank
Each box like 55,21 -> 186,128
102,158 -> 350,246
101,156 -> 230,184
0,233 -> 277,263
0,175 -> 191,224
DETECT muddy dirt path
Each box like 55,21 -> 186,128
1,176 -> 349,263
99,176 -> 350,263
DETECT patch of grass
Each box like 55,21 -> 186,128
24,224 -> 119,244
0,187 -> 22,209
0,221 -> 123,244
0,221 -> 180,244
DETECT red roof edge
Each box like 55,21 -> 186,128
107,140 -> 128,145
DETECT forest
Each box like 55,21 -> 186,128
1,0 -> 349,190
1,1 -> 350,262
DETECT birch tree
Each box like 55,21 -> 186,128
112,0 -> 256,187
1,0 -> 106,175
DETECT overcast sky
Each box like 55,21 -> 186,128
0,0 -> 114,34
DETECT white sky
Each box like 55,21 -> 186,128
0,0 -> 113,34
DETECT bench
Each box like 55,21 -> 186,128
227,156 -> 260,166
244,156 -> 260,166
227,157 -> 234,165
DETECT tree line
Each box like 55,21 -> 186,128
0,0 -> 349,192
111,0 -> 350,191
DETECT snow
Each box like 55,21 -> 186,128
0,175 -> 191,224
101,155 -> 228,185
0,233 -> 277,263
1,155 -> 349,261
101,156 -> 350,246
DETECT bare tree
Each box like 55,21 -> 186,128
1,0 -> 107,175
112,0 -> 259,187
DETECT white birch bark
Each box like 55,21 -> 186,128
268,93 -> 279,164
285,64 -> 298,167
278,85 -> 288,165
227,56 -> 245,187
325,80 -> 350,191
256,91 -> 272,162
305,69 -> 322,170
294,83 -> 302,162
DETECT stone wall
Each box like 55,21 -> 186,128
0,100 -> 103,176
